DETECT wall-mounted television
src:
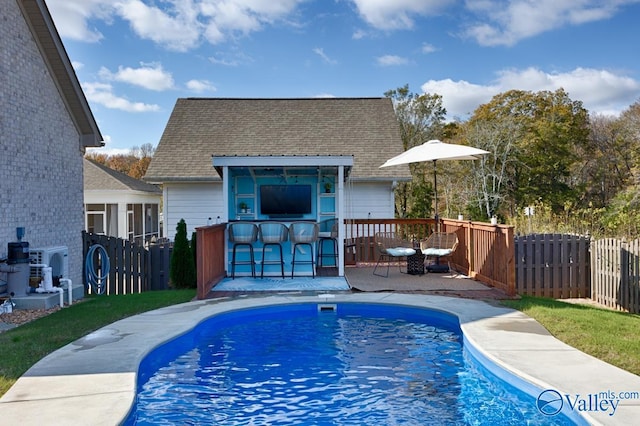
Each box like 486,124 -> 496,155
260,185 -> 312,217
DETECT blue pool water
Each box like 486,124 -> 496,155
125,304 -> 582,425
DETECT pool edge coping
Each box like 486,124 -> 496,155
1,293 -> 639,425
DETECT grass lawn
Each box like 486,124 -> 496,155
0,289 -> 196,396
502,296 -> 640,377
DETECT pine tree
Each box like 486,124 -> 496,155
170,219 -> 196,288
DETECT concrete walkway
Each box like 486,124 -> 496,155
1,292 -> 639,425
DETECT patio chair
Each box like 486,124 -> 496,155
228,222 -> 259,279
259,222 -> 288,278
420,232 -> 459,273
373,232 -> 416,277
317,219 -> 338,268
289,221 -> 319,278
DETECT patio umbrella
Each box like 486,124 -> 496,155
380,139 -> 489,228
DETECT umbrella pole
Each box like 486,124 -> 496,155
433,160 -> 438,232
428,159 -> 449,273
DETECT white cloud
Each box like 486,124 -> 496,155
463,0 -> 638,46
313,48 -> 337,65
86,134 -> 135,156
47,0 -> 306,51
376,55 -> 409,66
98,63 -> 175,91
421,67 -> 640,120
199,0 -> 305,44
114,0 -> 202,52
421,43 -> 437,54
350,0 -> 454,30
314,93 -> 337,98
82,82 -> 161,112
186,79 -> 217,93
86,146 -> 133,156
46,0 -> 112,42
71,61 -> 85,71
47,0 -> 639,52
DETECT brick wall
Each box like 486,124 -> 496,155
1,0 -> 85,287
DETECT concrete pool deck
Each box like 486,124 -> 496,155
1,293 -> 639,425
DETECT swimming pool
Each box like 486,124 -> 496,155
125,303 -> 584,425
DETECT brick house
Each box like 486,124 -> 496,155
1,0 -> 103,297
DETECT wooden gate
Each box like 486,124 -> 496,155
515,234 -> 590,298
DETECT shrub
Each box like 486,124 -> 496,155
170,219 -> 196,288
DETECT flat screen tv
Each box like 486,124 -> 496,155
260,185 -> 312,217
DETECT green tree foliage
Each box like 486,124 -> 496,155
579,114 -> 634,207
384,85 -> 446,217
384,87 -> 640,238
467,89 -> 590,215
170,219 -> 196,289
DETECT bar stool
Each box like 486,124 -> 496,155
258,222 -> 288,278
228,222 -> 258,279
289,221 -> 319,278
317,219 -> 338,268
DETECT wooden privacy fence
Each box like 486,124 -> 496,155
82,232 -> 172,295
515,234 -> 591,299
591,238 -> 640,313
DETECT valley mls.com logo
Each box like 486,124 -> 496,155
537,389 -> 631,417
537,389 -> 565,416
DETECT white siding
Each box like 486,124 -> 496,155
162,180 -> 394,240
164,182 -> 223,239
347,182 -> 395,219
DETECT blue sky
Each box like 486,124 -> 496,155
46,0 -> 640,155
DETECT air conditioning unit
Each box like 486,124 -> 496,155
30,246 -> 69,279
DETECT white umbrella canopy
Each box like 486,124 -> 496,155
380,139 -> 489,226
380,139 -> 489,167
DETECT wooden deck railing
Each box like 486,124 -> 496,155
439,219 -> 515,296
195,223 -> 227,299
343,219 -> 435,264
195,218 -> 516,299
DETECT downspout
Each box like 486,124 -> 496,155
59,278 -> 73,306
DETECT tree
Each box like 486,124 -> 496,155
578,114 -> 634,207
170,219 -> 196,289
468,89 -> 590,214
465,117 -> 522,219
618,100 -> 640,182
84,143 -> 155,179
384,85 -> 446,217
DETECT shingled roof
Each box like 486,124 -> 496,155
144,97 -> 411,183
84,159 -> 161,193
